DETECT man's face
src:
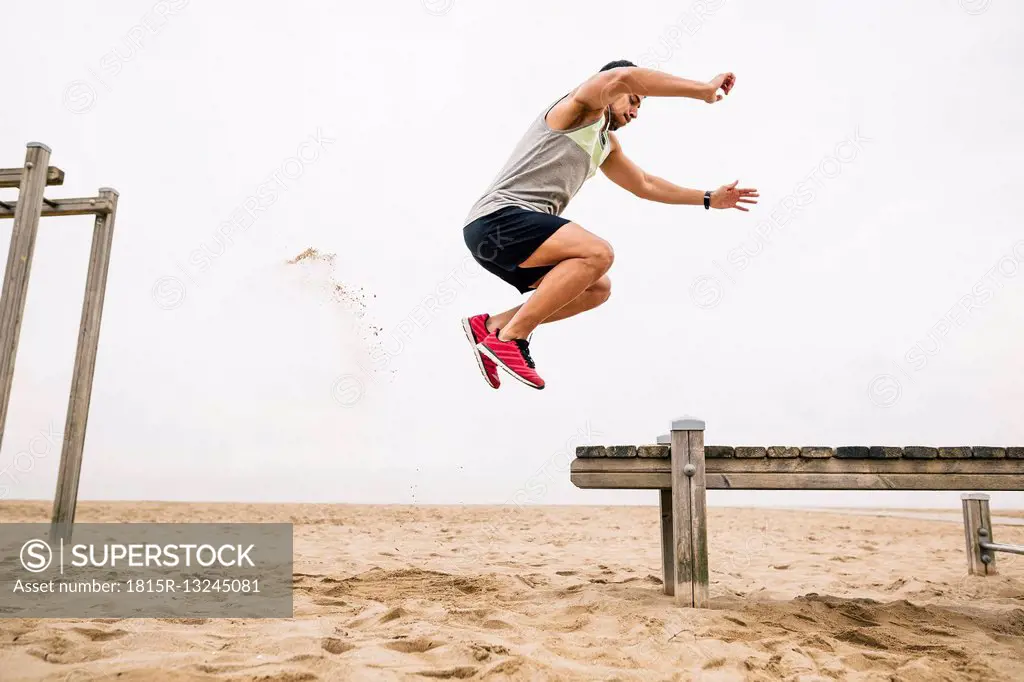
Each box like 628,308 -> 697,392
608,93 -> 642,131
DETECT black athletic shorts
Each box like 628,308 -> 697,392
463,205 -> 571,294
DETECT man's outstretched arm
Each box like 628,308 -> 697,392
601,133 -> 759,210
575,66 -> 735,109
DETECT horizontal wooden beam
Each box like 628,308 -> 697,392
573,472 -> 669,489
0,196 -> 113,219
571,456 -> 1023,490
0,166 -> 65,188
572,456 -> 1023,476
707,473 -> 1022,491
571,471 -> 1023,491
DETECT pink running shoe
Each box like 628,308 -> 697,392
477,331 -> 545,390
461,314 -> 500,389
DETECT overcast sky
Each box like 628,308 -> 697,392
0,0 -> 1021,509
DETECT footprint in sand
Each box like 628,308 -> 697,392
71,627 -> 131,642
482,619 -> 512,630
470,643 -> 510,661
322,637 -> 356,655
515,573 -> 550,588
384,637 -> 444,654
312,598 -> 348,607
379,607 -> 407,623
415,666 -> 479,679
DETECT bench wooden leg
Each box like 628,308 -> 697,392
659,488 -> 674,596
962,492 -> 997,576
670,417 -> 709,608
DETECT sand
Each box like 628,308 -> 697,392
1,501 -> 1022,681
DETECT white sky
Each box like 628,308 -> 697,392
0,0 -> 1021,509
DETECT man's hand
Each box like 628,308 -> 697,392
704,72 -> 736,103
711,180 -> 759,211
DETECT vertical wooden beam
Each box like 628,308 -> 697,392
657,433 -> 674,596
670,416 -> 708,607
659,488 -> 674,596
0,142 -> 51,453
51,188 -> 119,543
961,492 -> 996,576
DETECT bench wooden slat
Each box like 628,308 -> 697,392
713,459 -> 1022,474
576,445 -> 1024,459
572,456 -> 1023,475
571,471 -> 1024,490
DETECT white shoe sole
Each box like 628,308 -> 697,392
476,342 -> 544,390
461,318 -> 498,389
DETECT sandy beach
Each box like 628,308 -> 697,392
1,501 -> 1022,681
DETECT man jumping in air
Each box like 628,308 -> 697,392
461,61 -> 759,390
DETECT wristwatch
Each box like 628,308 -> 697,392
703,190 -> 712,210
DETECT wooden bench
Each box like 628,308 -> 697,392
570,416 -> 1024,607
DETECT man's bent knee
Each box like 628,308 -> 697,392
585,239 -> 614,274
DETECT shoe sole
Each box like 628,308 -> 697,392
461,318 -> 499,389
477,343 -> 545,390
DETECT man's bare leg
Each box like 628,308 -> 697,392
493,223 -> 613,340
486,275 -> 610,333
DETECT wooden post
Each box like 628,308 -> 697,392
961,492 -> 996,576
657,433 -> 674,596
670,416 -> 708,607
50,188 -> 119,543
0,142 -> 51,453
659,488 -> 674,596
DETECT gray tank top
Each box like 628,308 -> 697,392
463,93 -> 613,226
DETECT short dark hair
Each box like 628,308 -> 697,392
599,60 -> 636,72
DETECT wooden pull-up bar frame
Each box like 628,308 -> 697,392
0,142 -> 119,543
